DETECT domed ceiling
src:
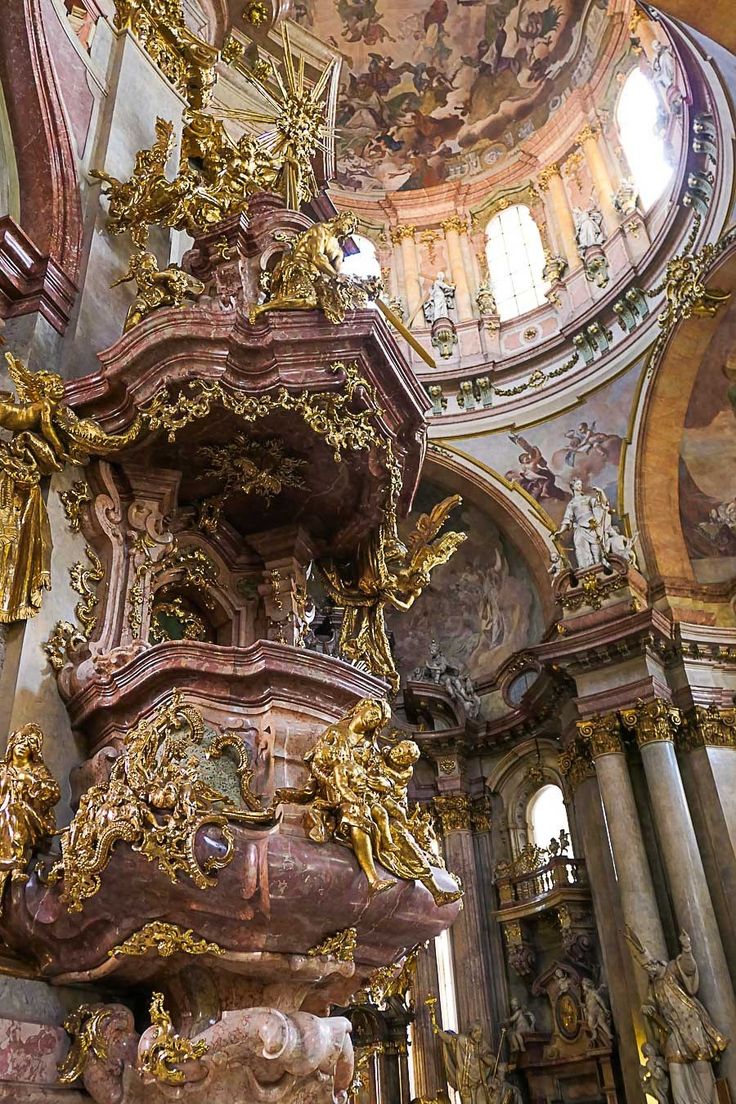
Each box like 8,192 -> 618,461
294,0 -> 613,193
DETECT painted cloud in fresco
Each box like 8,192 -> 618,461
295,0 -> 612,192
388,482 -> 544,684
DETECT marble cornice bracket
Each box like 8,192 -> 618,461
678,703 -> 736,751
0,216 -> 78,333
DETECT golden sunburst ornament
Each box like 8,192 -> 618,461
222,25 -> 337,210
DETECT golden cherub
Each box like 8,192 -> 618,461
0,352 -> 140,622
322,495 -> 467,692
111,250 -> 204,332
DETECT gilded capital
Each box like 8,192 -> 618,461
576,124 -> 599,146
558,737 -> 595,792
390,224 -> 417,243
619,699 -> 682,747
577,712 -> 623,758
441,215 -> 468,235
433,793 -> 472,833
680,704 -> 736,751
537,164 -> 561,191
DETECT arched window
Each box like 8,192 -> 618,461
485,205 -> 548,322
527,783 -> 569,847
340,232 -> 381,280
616,69 -> 673,210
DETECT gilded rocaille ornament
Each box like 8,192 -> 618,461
322,496 -> 466,692
0,724 -> 60,907
139,992 -> 208,1085
58,1005 -> 116,1085
197,435 -> 306,533
69,545 -> 104,638
111,249 -> 204,332
275,697 -> 463,905
249,213 -> 380,326
109,921 -> 225,959
58,478 -> 92,532
0,352 -> 139,623
307,926 -> 358,963
49,694 -> 277,911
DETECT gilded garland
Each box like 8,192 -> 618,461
0,353 -> 139,623
49,694 -> 276,912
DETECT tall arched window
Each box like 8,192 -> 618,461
616,69 -> 673,210
485,205 -> 548,321
527,784 -> 569,847
340,232 -> 381,280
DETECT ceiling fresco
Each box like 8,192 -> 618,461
294,0 -> 613,193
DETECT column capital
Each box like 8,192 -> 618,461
390,224 -> 416,243
576,124 -> 599,146
471,794 -> 492,832
577,712 -> 623,758
537,163 -> 561,191
433,793 -> 472,833
440,215 -> 468,235
558,736 -> 595,792
619,698 -> 682,747
679,704 -> 736,751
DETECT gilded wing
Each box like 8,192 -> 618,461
4,352 -> 44,403
405,494 -> 463,555
154,117 -> 176,165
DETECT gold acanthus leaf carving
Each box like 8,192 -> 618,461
139,992 -> 208,1085
59,479 -> 92,533
48,694 -> 277,912
0,724 -> 60,909
576,712 -> 623,758
0,352 -> 139,624
357,944 -> 423,1007
275,698 -> 462,906
307,927 -> 358,963
109,921 -> 225,959
432,793 -> 472,834
43,620 -> 86,672
58,1005 -> 115,1085
681,704 -> 736,750
619,698 -> 682,747
197,435 -> 307,534
69,546 -> 104,638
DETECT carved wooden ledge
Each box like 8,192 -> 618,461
0,216 -> 78,333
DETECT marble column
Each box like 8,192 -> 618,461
433,793 -> 494,1033
560,731 -> 648,1104
459,226 -> 480,312
471,797 -> 510,1048
576,125 -> 619,235
441,216 -> 473,321
411,942 -> 444,1100
621,702 -> 736,1087
577,713 -> 667,980
391,226 -> 421,323
537,164 -> 579,269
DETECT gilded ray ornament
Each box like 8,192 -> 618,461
0,352 -> 139,624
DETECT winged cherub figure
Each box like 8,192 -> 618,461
0,353 -> 140,622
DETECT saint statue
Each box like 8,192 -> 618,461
640,1042 -> 670,1104
505,998 -> 535,1054
554,480 -> 612,570
581,979 -> 613,1048
0,353 -> 140,623
573,207 -> 604,251
423,273 -> 456,324
626,927 -> 729,1104
0,724 -> 60,906
413,640 -> 481,720
426,1001 -> 496,1104
652,40 -> 677,93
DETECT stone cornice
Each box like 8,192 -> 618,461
0,216 -> 77,333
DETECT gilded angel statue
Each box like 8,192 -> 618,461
0,353 -> 140,622
322,495 -> 466,691
0,724 -> 60,908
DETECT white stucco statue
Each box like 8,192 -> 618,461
505,998 -> 536,1054
573,207 -> 604,251
423,272 -> 456,324
652,40 -> 677,93
554,480 -> 612,569
581,979 -> 613,1048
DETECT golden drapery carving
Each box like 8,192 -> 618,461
275,698 -> 462,905
0,724 -> 59,908
322,496 -> 466,692
0,353 -> 140,623
49,694 -> 277,912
